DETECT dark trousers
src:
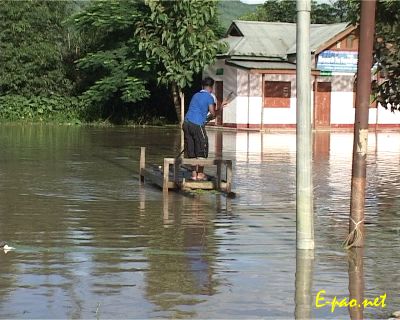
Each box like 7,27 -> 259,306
182,121 -> 208,158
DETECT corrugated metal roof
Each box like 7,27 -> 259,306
222,20 -> 351,58
225,20 -> 296,58
226,60 -> 297,70
288,22 -> 351,54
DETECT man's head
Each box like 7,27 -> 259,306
202,77 -> 215,92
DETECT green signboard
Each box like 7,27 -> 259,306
320,70 -> 332,76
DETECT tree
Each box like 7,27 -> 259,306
0,0 -> 74,96
240,0 -> 296,22
373,0 -> 400,111
240,0 -> 350,24
0,0 -> 82,122
135,0 -> 222,123
345,0 -> 400,112
71,0 -> 154,122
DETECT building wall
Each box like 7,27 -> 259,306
235,70 -> 263,126
231,72 -> 302,127
263,74 -> 297,126
319,74 -> 400,127
204,59 -> 238,125
205,60 -> 400,129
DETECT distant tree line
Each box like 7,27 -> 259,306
0,0 -> 399,125
0,0 -> 223,124
240,0 -> 354,23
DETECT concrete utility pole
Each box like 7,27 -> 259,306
295,249 -> 314,319
346,0 -> 376,248
296,0 -> 314,250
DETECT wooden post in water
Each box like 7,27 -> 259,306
216,160 -> 222,191
140,147 -> 146,183
346,0 -> 376,248
296,0 -> 314,250
163,158 -> 170,193
180,91 -> 185,155
348,247 -> 364,320
226,160 -> 232,193
163,192 -> 169,224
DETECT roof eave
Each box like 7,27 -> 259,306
314,24 -> 358,55
229,55 -> 287,61
286,23 -> 356,55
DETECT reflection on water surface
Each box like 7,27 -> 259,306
0,125 -> 399,319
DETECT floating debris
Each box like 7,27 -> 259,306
0,241 -> 15,252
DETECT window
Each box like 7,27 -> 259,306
264,81 -> 291,108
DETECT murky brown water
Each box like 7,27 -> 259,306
0,124 -> 399,319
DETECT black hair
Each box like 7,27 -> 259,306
202,77 -> 214,88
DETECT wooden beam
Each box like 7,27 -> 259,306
163,157 -> 231,166
182,179 -> 227,191
216,160 -> 222,191
182,179 -> 214,190
143,168 -> 175,190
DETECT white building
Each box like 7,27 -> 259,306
206,20 -> 400,130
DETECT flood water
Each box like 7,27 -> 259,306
0,124 -> 399,319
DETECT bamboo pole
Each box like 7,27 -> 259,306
345,0 -> 376,249
296,0 -> 314,250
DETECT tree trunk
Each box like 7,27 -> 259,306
347,0 -> 376,248
171,82 -> 182,124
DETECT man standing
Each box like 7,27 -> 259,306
182,77 -> 216,180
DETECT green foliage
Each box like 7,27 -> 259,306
76,46 -> 151,105
135,0 -> 221,90
134,0 -> 223,122
0,0 -> 83,123
71,0 -> 152,121
239,0 -> 351,24
346,0 -> 400,112
0,95 -> 82,124
0,0 -> 75,96
373,0 -> 400,111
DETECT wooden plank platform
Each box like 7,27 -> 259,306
139,147 -> 233,195
181,179 -> 228,191
142,168 -> 176,189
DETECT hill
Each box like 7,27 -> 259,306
218,0 -> 259,33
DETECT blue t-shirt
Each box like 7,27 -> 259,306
185,90 -> 214,125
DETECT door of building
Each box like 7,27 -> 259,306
314,82 -> 331,129
215,81 -> 223,126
